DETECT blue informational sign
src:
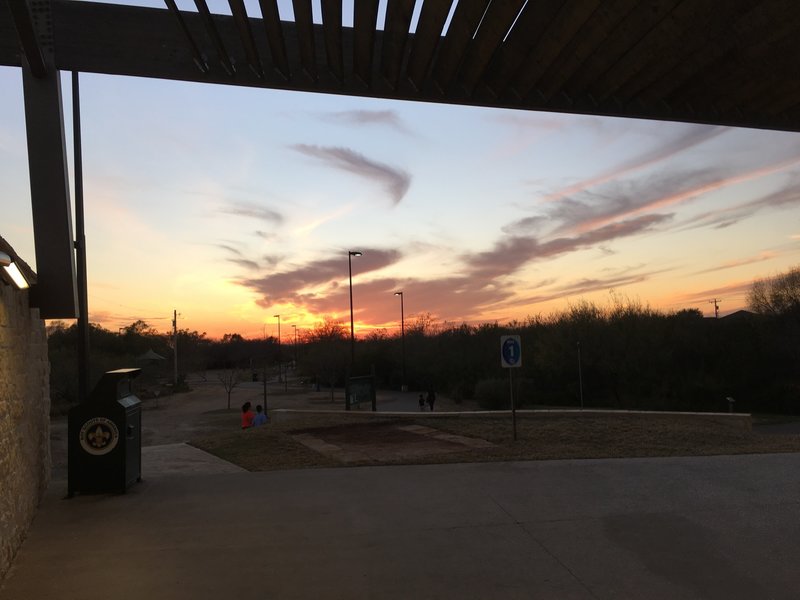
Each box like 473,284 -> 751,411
501,335 -> 522,368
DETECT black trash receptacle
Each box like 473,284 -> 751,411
68,368 -> 142,495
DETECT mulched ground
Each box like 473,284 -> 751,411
189,411 -> 800,472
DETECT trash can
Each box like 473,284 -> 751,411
68,368 -> 142,495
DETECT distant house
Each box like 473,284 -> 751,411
720,310 -> 757,321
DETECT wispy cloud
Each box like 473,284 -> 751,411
536,125 -> 728,204
692,251 -> 778,276
240,248 -> 403,305
503,267 -> 670,307
214,243 -> 261,271
320,110 -> 413,135
290,144 -> 411,205
466,214 -> 672,280
671,280 -> 754,305
682,173 -> 800,230
218,201 -> 284,225
537,154 -> 800,236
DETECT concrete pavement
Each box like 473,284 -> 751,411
3,452 -> 800,599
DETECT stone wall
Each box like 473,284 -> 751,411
0,282 -> 50,581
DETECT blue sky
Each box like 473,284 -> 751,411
2,54 -> 800,338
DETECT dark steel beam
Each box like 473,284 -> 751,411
257,0 -> 290,79
228,0 -> 263,77
6,0 -> 46,76
22,58 -> 78,318
193,0 -> 236,75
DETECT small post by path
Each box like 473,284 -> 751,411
500,335 -> 522,442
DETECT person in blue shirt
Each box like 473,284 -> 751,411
252,404 -> 268,426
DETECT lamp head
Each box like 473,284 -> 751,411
394,291 -> 402,296
349,250 -> 362,257
0,251 -> 29,290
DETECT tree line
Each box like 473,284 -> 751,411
47,267 -> 800,415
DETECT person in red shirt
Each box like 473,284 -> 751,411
241,402 -> 255,429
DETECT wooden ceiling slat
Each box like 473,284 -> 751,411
454,0 -> 525,96
164,0 -> 208,73
405,0 -> 453,90
193,0 -> 235,75
616,0 -> 755,105
228,0 -> 263,77
429,0 -> 490,94
761,79 -> 800,117
291,0 -> 316,79
257,0 -> 289,79
536,1 -> 639,103
320,0 -> 343,80
480,0 -> 563,98
666,3 -> 800,111
510,0 -> 600,102
5,0 -> 800,133
588,0 -> 726,105
562,0 -> 683,99
380,0 -> 415,90
353,0 -> 379,85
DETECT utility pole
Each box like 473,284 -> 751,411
709,298 -> 722,318
172,309 -> 178,387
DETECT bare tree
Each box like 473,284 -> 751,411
218,369 -> 243,410
748,266 -> 800,315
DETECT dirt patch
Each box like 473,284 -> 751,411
289,421 -> 493,463
190,411 -> 800,472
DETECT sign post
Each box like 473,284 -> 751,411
501,335 -> 522,441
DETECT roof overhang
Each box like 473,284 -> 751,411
2,0 -> 799,132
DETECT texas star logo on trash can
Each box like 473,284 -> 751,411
78,417 -> 120,456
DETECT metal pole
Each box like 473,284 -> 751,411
578,341 -> 584,409
72,71 -> 90,403
173,309 -> 178,387
274,314 -> 281,383
349,252 -> 355,368
263,359 -> 268,413
292,324 -> 297,369
395,291 -> 406,391
510,367 -> 517,441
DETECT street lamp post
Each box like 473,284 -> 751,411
274,314 -> 281,383
348,251 -> 362,368
394,291 -> 406,392
292,324 -> 297,369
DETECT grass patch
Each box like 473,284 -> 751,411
190,412 -> 800,472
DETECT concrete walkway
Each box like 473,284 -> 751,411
3,453 -> 800,599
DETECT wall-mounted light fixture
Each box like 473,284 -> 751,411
0,251 -> 30,290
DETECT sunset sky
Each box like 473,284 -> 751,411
3,7 -> 800,340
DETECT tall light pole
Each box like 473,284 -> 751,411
348,250 -> 362,368
292,324 -> 297,369
274,314 -> 281,383
394,291 -> 406,392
